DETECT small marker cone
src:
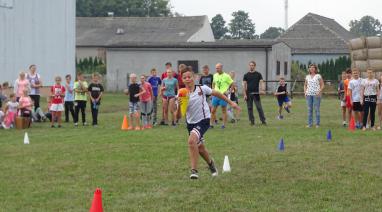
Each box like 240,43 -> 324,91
278,138 -> 284,151
121,115 -> 129,130
349,116 -> 355,131
327,130 -> 332,141
89,188 -> 103,212
222,155 -> 231,173
24,132 -> 29,144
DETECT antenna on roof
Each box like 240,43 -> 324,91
284,0 -> 288,30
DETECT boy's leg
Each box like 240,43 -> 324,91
188,132 -> 200,171
69,102 -> 75,121
57,111 -> 62,126
363,101 -> 370,128
51,111 -> 55,126
81,101 -> 86,124
135,110 -> 140,129
64,102 -> 69,122
74,101 -> 79,124
152,96 -> 157,124
163,98 -> 169,124
370,101 -> 376,128
221,106 -> 227,127
91,104 -> 96,125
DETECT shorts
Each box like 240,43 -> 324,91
162,96 -> 175,101
187,118 -> 210,146
50,103 -> 64,112
340,100 -> 346,107
352,102 -> 363,112
129,102 -> 140,114
277,96 -> 290,107
212,96 -> 228,107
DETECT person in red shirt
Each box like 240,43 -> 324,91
140,74 -> 154,129
177,64 -> 187,89
50,76 -> 65,128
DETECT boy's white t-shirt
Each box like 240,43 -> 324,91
7,101 -> 19,113
362,78 -> 379,96
348,78 -> 362,102
186,85 -> 212,124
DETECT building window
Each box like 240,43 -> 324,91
284,62 -> 288,75
178,60 -> 199,73
0,0 -> 14,8
276,61 -> 281,75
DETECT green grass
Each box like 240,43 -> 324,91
1,94 -> 382,211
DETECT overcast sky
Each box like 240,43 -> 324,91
170,0 -> 382,34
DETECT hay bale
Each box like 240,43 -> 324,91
349,37 -> 366,50
354,60 -> 368,71
351,49 -> 368,60
368,48 -> 382,59
366,36 -> 382,48
368,59 -> 382,71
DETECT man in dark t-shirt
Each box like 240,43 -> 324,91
243,61 -> 266,125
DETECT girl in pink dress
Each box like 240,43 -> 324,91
2,94 -> 19,129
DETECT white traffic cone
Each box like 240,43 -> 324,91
222,155 -> 231,173
24,132 -> 30,144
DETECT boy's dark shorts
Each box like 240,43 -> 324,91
352,102 -> 363,112
187,118 -> 210,145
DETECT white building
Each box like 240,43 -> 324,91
0,0 -> 76,85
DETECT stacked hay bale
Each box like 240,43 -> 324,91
349,36 -> 382,75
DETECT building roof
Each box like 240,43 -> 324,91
77,16 -> 210,46
278,13 -> 358,54
106,39 -> 276,49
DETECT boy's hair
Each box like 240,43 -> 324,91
77,71 -> 83,76
202,65 -> 209,69
181,66 -> 193,76
9,93 -> 15,98
249,61 -> 256,66
92,72 -> 100,78
150,68 -> 157,73
165,62 -> 172,67
178,64 -> 187,72
367,67 -> 374,72
65,74 -> 71,79
345,68 -> 352,74
29,64 -> 36,69
279,77 -> 285,80
55,76 -> 62,81
352,68 -> 359,73
2,82 -> 9,88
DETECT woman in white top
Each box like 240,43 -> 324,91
361,68 -> 380,131
304,64 -> 324,128
177,67 -> 240,180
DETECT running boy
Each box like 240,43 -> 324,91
348,68 -> 363,129
274,77 -> 291,120
177,67 -> 240,179
50,76 -> 65,128
73,72 -> 88,126
88,73 -> 104,126
124,73 -> 145,130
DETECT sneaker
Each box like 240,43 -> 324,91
208,160 -> 218,177
315,125 -> 320,128
58,125 -> 62,128
377,126 -> 381,130
171,122 -> 176,127
74,123 -> 78,127
147,124 -> 152,129
342,121 -> 347,127
261,121 -> 267,126
284,106 -> 290,113
306,125 -> 312,128
221,125 -> 225,129
159,120 -> 166,125
277,115 -> 284,120
230,119 -> 236,123
190,169 -> 199,180
83,122 -> 88,126
2,122 -> 9,129
250,121 -> 255,126
51,125 -> 55,128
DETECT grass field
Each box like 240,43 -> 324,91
1,93 -> 382,211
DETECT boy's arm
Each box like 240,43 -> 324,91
243,81 -> 248,100
360,84 -> 365,105
260,80 -> 266,94
135,87 -> 146,97
349,88 -> 353,105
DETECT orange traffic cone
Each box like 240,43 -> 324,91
89,188 -> 103,212
121,115 -> 129,130
349,116 -> 356,131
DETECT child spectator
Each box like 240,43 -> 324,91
0,84 -> 8,109
140,74 -> 153,129
147,68 -> 161,126
88,73 -> 104,126
73,72 -> 88,126
228,71 -> 240,123
361,68 -> 379,131
348,68 -> 363,129
161,69 -> 179,126
2,93 -> 19,129
338,71 -> 347,126
50,76 -> 65,128
124,73 -> 145,130
64,74 -> 75,122
14,72 -> 30,101
19,89 -> 33,127
274,77 -> 292,120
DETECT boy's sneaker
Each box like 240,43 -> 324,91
221,125 -> 225,129
190,169 -> 199,180
74,123 -> 78,127
83,122 -> 88,126
342,121 -> 347,127
277,115 -> 284,120
51,125 -> 55,128
58,125 -> 62,128
208,160 -> 218,177
171,122 -> 176,127
284,106 -> 290,113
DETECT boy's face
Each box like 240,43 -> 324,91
66,76 -> 71,83
11,96 -> 16,101
202,67 -> 209,75
77,75 -> 83,81
353,71 -> 359,79
280,79 -> 285,85
131,76 -> 137,83
140,76 -> 145,83
341,72 -> 346,80
346,72 -> 352,79
55,78 -> 61,85
151,70 -> 157,76
93,76 -> 99,83
367,70 -> 373,78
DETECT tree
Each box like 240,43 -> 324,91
228,10 -> 256,39
349,15 -> 382,36
211,14 -> 228,40
76,0 -> 172,17
260,27 -> 285,39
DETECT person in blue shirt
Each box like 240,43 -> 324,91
64,74 -> 75,122
147,68 -> 162,126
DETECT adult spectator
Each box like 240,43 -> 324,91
243,61 -> 266,126
304,64 -> 324,128
211,63 -> 233,129
27,64 -> 43,111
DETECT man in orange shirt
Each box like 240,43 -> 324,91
344,68 -> 353,125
